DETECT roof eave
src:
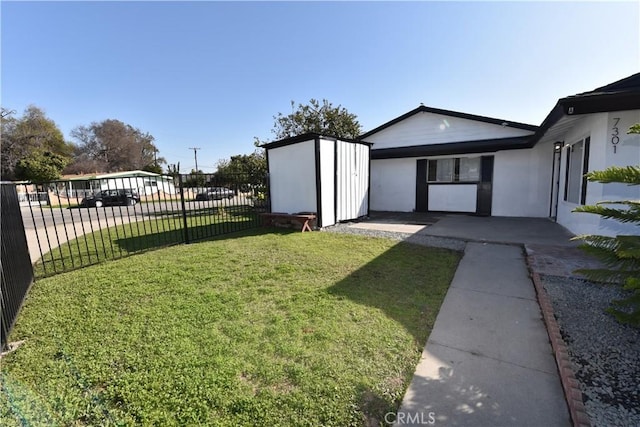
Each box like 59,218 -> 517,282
370,136 -> 533,159
360,105 -> 538,139
530,90 -> 640,146
560,91 -> 640,116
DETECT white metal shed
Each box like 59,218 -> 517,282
263,133 -> 371,228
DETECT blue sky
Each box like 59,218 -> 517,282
2,1 -> 639,173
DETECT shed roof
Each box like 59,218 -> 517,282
261,132 -> 372,150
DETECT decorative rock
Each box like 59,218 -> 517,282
542,275 -> 640,426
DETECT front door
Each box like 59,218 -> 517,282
476,156 -> 494,216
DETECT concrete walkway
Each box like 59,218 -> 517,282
395,242 -> 570,426
346,214 -> 579,426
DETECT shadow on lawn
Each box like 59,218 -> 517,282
325,243 -> 507,426
113,223 -> 293,253
327,242 -> 461,425
145,204 -> 257,219
327,243 -> 459,346
35,221 -> 292,278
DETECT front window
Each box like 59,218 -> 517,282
428,157 -> 480,183
564,137 -> 590,204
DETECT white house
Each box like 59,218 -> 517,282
262,73 -> 639,236
532,73 -> 640,237
61,170 -> 177,197
364,105 -> 540,217
363,73 -> 640,237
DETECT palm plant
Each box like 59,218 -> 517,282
573,126 -> 640,327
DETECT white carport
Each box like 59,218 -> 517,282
263,133 -> 371,228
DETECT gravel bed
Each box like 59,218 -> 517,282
542,275 -> 640,427
321,223 -> 466,251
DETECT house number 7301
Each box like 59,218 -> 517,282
611,117 -> 620,153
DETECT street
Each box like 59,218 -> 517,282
21,195 -> 252,229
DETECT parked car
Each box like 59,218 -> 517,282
195,187 -> 235,201
80,189 -> 140,208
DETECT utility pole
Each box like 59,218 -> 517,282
189,147 -> 201,172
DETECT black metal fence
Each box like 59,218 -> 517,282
2,183 -> 35,350
19,172 -> 268,278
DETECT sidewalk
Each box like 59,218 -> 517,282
395,242 -> 570,426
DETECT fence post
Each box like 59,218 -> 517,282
1,183 -> 35,350
178,176 -> 189,244
265,173 -> 271,213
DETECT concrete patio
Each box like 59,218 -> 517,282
349,211 -> 578,247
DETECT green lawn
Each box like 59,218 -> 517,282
2,230 -> 460,426
36,205 -> 260,277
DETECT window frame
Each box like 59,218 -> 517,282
563,136 -> 590,205
427,157 -> 481,183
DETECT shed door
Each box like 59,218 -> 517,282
336,142 -> 369,221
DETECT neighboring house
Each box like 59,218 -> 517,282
362,73 -> 640,237
59,170 -> 177,198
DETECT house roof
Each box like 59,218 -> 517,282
265,74 -> 640,156
531,72 -> 640,144
371,135 -> 533,159
261,132 -> 372,150
62,170 -> 170,181
571,72 -> 640,99
360,105 -> 539,139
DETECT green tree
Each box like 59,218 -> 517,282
14,150 -> 68,182
166,162 -> 181,188
1,105 -> 72,180
257,98 -> 362,144
143,163 -> 164,174
68,119 -> 165,174
235,98 -> 362,187
574,124 -> 640,326
166,162 -> 180,178
183,169 -> 206,188
214,150 -> 267,185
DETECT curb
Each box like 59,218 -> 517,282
527,266 -> 591,427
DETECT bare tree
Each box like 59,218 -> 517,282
68,119 -> 165,174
